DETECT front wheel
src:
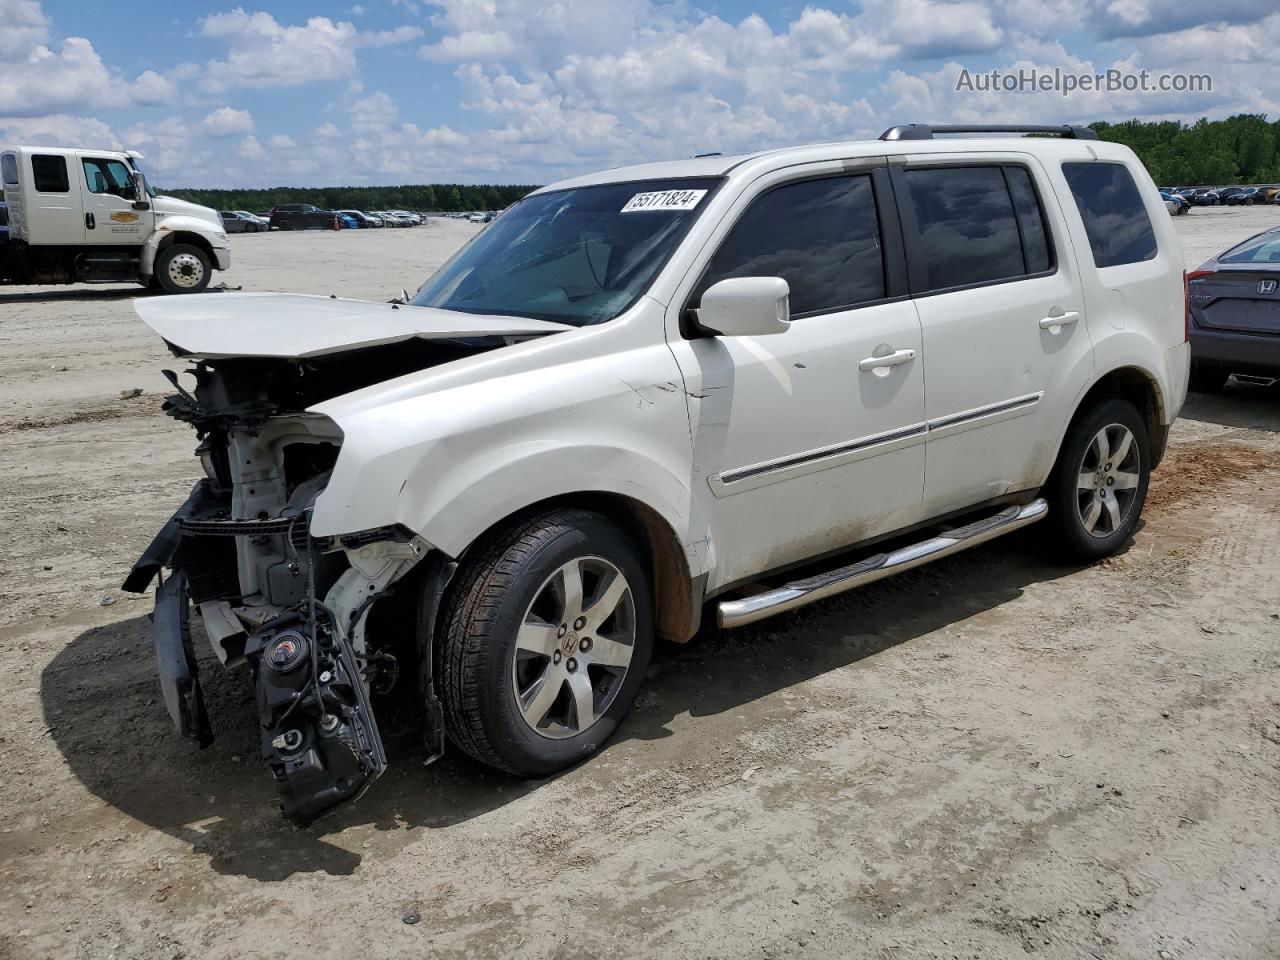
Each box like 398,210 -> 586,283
154,244 -> 212,294
438,509 -> 652,776
1043,398 -> 1150,562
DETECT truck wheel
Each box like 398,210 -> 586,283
155,244 -> 211,294
439,509 -> 653,776
1043,398 -> 1150,563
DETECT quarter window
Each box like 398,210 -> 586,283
1061,162 -> 1158,268
31,154 -> 70,193
1005,167 -> 1052,274
2,153 -> 18,186
901,166 -> 1028,293
700,174 -> 886,317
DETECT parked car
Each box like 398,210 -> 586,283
219,211 -> 265,233
337,210 -> 379,228
466,212 -> 486,222
125,123 -> 1188,823
269,204 -> 337,230
1189,189 -> 1221,206
336,212 -> 362,229
1159,191 -> 1189,216
236,211 -> 270,230
1225,187 -> 1260,206
1187,225 -> 1280,390
389,209 -> 422,225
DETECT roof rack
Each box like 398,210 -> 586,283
879,124 -> 1097,141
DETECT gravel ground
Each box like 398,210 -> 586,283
1,208 -> 1279,960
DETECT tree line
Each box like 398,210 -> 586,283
159,182 -> 538,213
161,115 -> 1280,208
1089,114 -> 1280,186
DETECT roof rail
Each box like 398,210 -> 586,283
879,123 -> 1097,141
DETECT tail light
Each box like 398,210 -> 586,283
1184,266 -> 1214,341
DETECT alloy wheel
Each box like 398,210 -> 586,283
511,556 -> 636,739
1076,423 -> 1141,538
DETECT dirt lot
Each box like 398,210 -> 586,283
2,208 -> 1279,960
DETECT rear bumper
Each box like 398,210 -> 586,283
1191,328 -> 1280,376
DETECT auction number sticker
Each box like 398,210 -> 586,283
621,189 -> 707,213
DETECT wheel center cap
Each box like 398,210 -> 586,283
560,633 -> 580,657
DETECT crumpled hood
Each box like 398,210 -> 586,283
135,292 -> 572,359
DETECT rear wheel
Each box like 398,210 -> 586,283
154,244 -> 212,294
277,218 -> 292,231
1044,398 -> 1150,562
438,509 -> 652,776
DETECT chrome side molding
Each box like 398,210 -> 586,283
716,498 -> 1049,629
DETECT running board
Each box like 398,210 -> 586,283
716,499 -> 1048,629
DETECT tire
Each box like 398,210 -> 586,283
1043,398 -> 1150,563
154,243 -> 212,294
277,218 -> 292,231
438,508 -> 653,776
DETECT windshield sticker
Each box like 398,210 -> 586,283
621,189 -> 708,213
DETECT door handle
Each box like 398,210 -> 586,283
858,348 -> 916,372
1039,311 -> 1079,332
85,212 -> 95,230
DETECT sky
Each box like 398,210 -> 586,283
0,0 -> 1276,188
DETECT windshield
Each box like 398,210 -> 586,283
411,177 -> 720,325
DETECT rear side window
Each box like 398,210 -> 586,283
1061,162 -> 1157,268
900,166 -> 1028,293
700,174 -> 885,316
2,154 -> 17,186
31,154 -> 69,193
1218,230 -> 1280,265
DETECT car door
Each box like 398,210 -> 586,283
889,157 -> 1094,517
78,154 -> 153,245
667,168 -> 927,591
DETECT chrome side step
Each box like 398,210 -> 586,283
716,499 -> 1048,629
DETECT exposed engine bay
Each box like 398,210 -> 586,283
122,337 -> 504,823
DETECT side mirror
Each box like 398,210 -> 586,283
131,172 -> 151,211
696,277 -> 791,337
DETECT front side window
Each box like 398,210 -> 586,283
81,157 -> 134,198
413,178 -> 718,326
902,166 -> 1026,293
1061,162 -> 1158,268
32,154 -> 69,193
699,174 -> 885,316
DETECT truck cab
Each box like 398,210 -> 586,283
0,145 -> 230,293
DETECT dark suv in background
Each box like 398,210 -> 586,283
268,204 -> 336,230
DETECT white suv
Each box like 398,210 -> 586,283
125,123 -> 1189,822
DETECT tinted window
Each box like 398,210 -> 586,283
902,166 -> 1024,292
701,175 -> 884,316
1062,162 -> 1157,268
2,154 -> 17,186
32,155 -> 69,193
1005,167 -> 1052,274
1219,229 -> 1280,265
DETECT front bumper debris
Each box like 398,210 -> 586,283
152,571 -> 213,747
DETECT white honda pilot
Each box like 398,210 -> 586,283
125,123 -> 1189,822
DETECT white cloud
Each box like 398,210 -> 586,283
0,0 -> 49,60
200,10 -> 421,92
0,113 -> 120,149
349,90 -> 397,134
201,106 -> 255,135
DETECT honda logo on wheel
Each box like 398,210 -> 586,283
1259,279 -> 1278,296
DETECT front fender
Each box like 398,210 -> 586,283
142,217 -> 227,275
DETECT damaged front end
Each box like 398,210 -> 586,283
123,355 -> 440,824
